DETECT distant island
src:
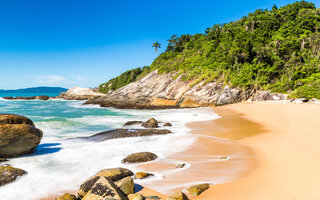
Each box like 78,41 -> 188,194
0,87 -> 68,93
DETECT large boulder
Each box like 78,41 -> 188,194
141,118 -> 158,128
187,183 -> 209,196
78,167 -> 133,199
0,166 -> 27,186
82,176 -> 128,200
115,176 -> 134,195
122,152 -> 158,164
167,191 -> 189,200
77,129 -> 171,142
55,193 -> 77,200
0,114 -> 43,158
215,86 -> 241,106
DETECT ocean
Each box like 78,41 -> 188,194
0,97 -> 219,200
0,92 -> 61,98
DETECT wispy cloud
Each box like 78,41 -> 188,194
33,75 -> 66,84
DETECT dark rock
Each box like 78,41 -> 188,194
122,152 -> 158,164
0,166 -> 27,186
123,121 -> 143,126
2,96 -> 49,100
78,167 -> 133,199
163,123 -> 172,127
176,163 -> 186,168
142,118 -> 158,128
55,193 -> 77,200
0,114 -> 43,158
82,176 -> 128,200
187,183 -> 209,196
35,95 -> 50,100
134,172 -> 154,179
76,129 -> 171,142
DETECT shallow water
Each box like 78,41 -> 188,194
0,99 -> 218,200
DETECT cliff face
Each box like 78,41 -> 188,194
86,71 -> 250,109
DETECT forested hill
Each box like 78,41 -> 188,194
100,1 -> 320,100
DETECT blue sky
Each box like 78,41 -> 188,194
0,0 -> 319,89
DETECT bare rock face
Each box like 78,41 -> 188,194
252,91 -> 287,101
78,167 -> 133,199
122,152 -> 158,164
0,114 -> 43,158
215,86 -> 241,106
0,166 -> 27,186
57,87 -> 105,100
82,176 -> 128,200
141,118 -> 158,128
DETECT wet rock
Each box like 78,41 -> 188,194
128,193 -> 145,200
187,183 -> 209,196
176,163 -> 186,168
163,123 -> 172,127
0,158 -> 8,163
142,118 -> 158,128
0,166 -> 27,186
115,176 -> 134,195
215,86 -> 241,106
122,152 -> 158,164
82,176 -> 128,200
0,114 -> 43,158
78,167 -> 133,199
77,129 -> 171,142
134,172 -> 154,179
35,95 -> 50,100
55,193 -> 77,200
167,191 -> 189,200
2,96 -> 49,100
123,121 -> 143,126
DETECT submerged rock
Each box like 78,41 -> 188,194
167,191 -> 189,200
122,152 -> 158,164
163,123 -> 172,127
78,167 -> 133,199
82,176 -> 128,200
115,176 -> 134,195
134,172 -> 154,179
187,183 -> 209,196
76,129 -> 171,142
141,118 -> 158,128
0,166 -> 27,186
123,121 -> 143,126
55,193 -> 77,200
128,193 -> 145,200
0,114 -> 43,158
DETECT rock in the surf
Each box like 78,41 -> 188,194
0,114 -> 43,158
128,193 -> 145,200
163,123 -> 172,127
141,118 -> 158,128
187,183 -> 209,196
123,121 -> 143,126
167,191 -> 189,200
122,152 -> 158,164
134,172 -> 154,179
115,176 -> 134,195
0,166 -> 27,186
78,129 -> 171,142
78,167 -> 133,199
176,163 -> 186,168
55,193 -> 77,200
82,176 -> 128,200
0,158 -> 8,163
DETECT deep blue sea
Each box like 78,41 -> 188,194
0,92 -> 60,97
0,96 -> 219,200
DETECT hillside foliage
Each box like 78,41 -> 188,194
100,1 -> 320,98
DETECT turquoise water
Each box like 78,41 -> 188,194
0,98 -> 219,200
0,92 -> 60,97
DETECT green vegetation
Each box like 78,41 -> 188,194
152,41 -> 161,53
100,1 -> 320,99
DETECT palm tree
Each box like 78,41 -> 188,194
152,41 -> 161,54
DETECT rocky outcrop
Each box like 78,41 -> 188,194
82,176 -> 128,200
187,183 -> 209,196
251,91 -> 287,101
141,118 -> 158,128
86,71 -> 246,109
2,95 -> 49,100
57,87 -> 105,100
0,114 -> 43,158
76,129 -> 171,142
0,166 -> 27,186
134,172 -> 154,179
55,193 -> 77,200
122,152 -> 158,164
78,167 -> 133,199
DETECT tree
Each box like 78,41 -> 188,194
152,41 -> 161,54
